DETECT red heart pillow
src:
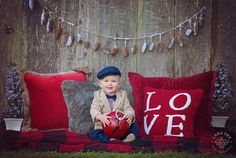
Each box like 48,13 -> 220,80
24,71 -> 87,130
128,71 -> 216,137
142,87 -> 203,137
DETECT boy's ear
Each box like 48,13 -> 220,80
119,78 -> 123,88
97,80 -> 102,87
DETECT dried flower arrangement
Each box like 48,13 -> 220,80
4,63 -> 24,118
213,60 -> 234,115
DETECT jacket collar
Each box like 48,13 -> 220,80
98,89 -> 123,111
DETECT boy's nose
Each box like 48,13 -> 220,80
108,81 -> 113,85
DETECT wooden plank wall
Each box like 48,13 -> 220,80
23,0 -> 211,91
2,0 -> 235,112
0,0 -> 26,110
1,0 -> 212,106
212,0 -> 236,118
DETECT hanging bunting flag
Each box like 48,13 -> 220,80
198,11 -> 204,28
94,41 -> 101,51
111,38 -> 118,56
28,0 -> 34,10
148,36 -> 155,52
84,41 -> 90,49
131,39 -> 137,54
76,22 -> 82,43
103,39 -> 111,54
122,39 -> 129,57
65,26 -> 73,46
156,34 -> 164,53
84,27 -> 90,48
177,26 -> 184,47
66,35 -> 73,46
185,19 -> 193,36
193,20 -> 198,36
76,33 -> 82,43
40,9 -> 48,25
46,12 -> 53,33
167,31 -> 175,50
54,17 -> 63,40
141,39 -> 147,53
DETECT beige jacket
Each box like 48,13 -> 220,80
90,89 -> 135,129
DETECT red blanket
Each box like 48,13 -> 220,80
0,130 -> 214,153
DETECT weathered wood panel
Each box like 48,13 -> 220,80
1,0 -> 236,111
21,0 -> 212,89
0,0 -> 26,108
175,0 -> 212,77
136,0 -> 175,78
212,0 -> 236,119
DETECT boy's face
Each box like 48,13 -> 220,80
98,75 -> 121,96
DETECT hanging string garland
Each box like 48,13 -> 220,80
31,0 -> 206,56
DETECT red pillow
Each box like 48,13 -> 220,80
24,72 -> 87,130
142,87 -> 203,137
128,71 -> 216,137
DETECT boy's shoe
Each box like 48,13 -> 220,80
110,138 -> 117,141
122,133 -> 135,142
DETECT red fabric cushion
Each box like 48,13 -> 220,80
24,72 -> 87,130
128,71 -> 216,137
142,87 -> 203,137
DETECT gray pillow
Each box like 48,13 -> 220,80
62,80 -> 99,134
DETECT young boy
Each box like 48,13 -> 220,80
90,66 -> 138,143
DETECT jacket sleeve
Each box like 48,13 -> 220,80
90,92 -> 102,122
122,91 -> 135,122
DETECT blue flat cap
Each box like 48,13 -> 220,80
97,66 -> 121,79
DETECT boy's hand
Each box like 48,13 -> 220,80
122,113 -> 133,126
96,113 -> 112,127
